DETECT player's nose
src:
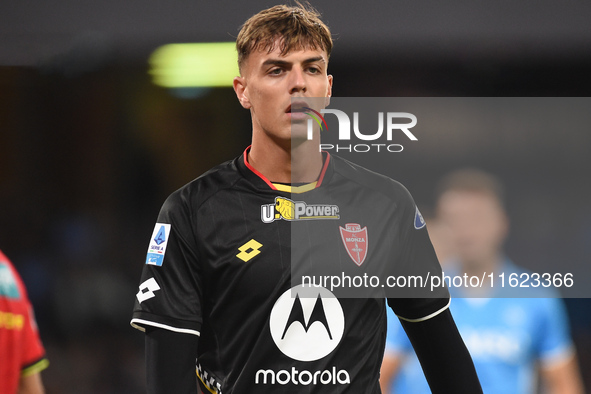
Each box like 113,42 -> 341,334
289,67 -> 307,94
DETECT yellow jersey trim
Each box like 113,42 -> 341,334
196,369 -> 219,394
272,181 -> 317,194
21,358 -> 49,377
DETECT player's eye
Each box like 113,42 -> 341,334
269,68 -> 283,75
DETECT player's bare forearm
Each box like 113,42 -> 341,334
380,355 -> 401,394
18,372 -> 45,394
542,355 -> 584,394
400,309 -> 482,393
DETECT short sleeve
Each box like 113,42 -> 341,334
534,297 -> 575,367
20,304 -> 48,376
131,189 -> 203,336
0,253 -> 48,387
386,186 -> 450,321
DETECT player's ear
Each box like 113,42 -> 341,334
325,74 -> 333,107
233,76 -> 251,109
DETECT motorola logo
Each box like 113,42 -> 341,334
269,285 -> 345,362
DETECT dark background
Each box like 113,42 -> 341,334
1,1 -> 590,392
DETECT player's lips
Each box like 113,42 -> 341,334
286,101 -> 310,121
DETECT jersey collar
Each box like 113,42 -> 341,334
238,146 -> 332,194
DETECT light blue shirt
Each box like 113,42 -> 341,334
385,261 -> 574,394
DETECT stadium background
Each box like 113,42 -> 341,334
1,1 -> 590,392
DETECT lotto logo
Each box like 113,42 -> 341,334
136,278 -> 160,303
236,239 -> 263,262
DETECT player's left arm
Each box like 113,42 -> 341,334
536,297 -> 584,394
398,308 -> 482,394
387,187 -> 481,393
18,372 -> 45,394
540,355 -> 584,394
14,262 -> 49,394
19,357 -> 49,394
379,353 -> 402,394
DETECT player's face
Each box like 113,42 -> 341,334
233,39 -> 333,144
437,191 -> 508,266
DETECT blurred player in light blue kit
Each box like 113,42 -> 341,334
380,169 -> 584,394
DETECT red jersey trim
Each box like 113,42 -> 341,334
242,146 -> 277,190
242,146 -> 331,191
316,151 -> 330,188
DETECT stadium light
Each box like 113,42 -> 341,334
149,42 -> 239,88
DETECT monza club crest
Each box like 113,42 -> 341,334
339,223 -> 368,266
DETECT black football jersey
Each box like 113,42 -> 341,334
131,147 -> 449,393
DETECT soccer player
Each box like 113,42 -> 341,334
131,4 -> 482,393
381,169 -> 584,394
0,250 -> 48,394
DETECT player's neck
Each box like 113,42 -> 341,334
249,136 -> 323,184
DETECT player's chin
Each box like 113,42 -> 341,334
289,122 -> 308,138
290,134 -> 316,150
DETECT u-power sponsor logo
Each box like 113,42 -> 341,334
261,197 -> 339,223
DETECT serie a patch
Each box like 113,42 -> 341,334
145,223 -> 171,266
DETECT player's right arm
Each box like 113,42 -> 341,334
146,327 -> 199,394
131,189 -> 204,394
